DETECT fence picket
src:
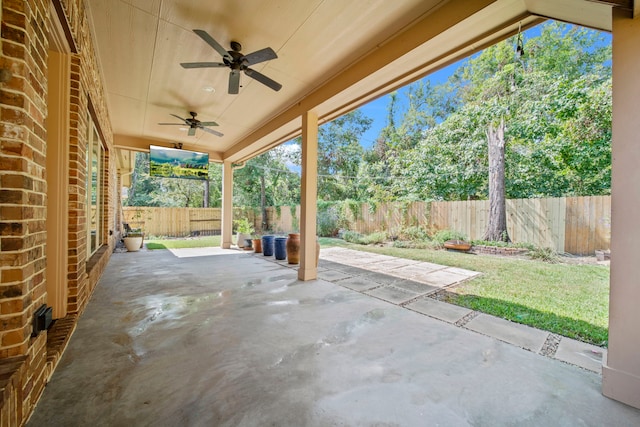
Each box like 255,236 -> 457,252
122,196 -> 609,255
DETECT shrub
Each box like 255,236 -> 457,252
342,230 -> 363,243
393,240 -> 434,249
317,205 -> 340,237
398,226 -> 430,242
342,230 -> 387,245
431,229 -> 468,245
528,247 -> 560,263
361,231 -> 387,245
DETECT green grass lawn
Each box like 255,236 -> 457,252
145,235 -> 221,250
320,238 -> 609,347
143,236 -> 609,346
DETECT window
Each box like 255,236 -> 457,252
87,116 -> 105,258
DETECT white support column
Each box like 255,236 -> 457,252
298,111 -> 319,281
602,9 -> 640,410
221,160 -> 233,249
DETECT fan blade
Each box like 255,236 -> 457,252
229,70 -> 240,94
198,121 -> 218,127
201,126 -> 223,137
188,127 -> 196,136
193,29 -> 231,60
181,62 -> 227,69
243,47 -> 277,66
158,123 -> 184,125
170,114 -> 187,123
244,68 -> 282,92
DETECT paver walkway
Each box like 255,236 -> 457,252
263,246 -> 605,373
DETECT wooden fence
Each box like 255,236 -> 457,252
122,196 -> 611,255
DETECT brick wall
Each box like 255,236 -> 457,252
0,0 -> 116,424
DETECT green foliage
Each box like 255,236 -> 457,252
233,145 -> 301,209
431,229 -> 468,245
233,218 -> 255,234
392,240 -> 433,249
528,247 -> 560,263
398,226 -> 430,242
316,200 -> 358,237
343,231 -> 387,245
366,22 -> 611,203
471,239 -> 533,249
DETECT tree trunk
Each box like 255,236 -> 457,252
260,174 -> 268,231
483,119 -> 510,242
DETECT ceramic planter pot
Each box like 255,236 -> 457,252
124,236 -> 143,252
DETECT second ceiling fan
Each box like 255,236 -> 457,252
181,29 -> 282,95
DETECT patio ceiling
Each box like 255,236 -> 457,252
85,0 -> 629,177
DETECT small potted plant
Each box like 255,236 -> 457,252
234,218 -> 255,249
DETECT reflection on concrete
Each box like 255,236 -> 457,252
27,248 -> 640,426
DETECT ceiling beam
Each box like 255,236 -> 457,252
585,0 -> 633,9
223,0 -> 498,162
114,135 -> 223,162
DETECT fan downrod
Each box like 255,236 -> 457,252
189,111 -> 197,118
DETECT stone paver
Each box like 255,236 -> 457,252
556,337 -> 606,373
360,271 -> 404,286
465,314 -> 549,352
330,265 -> 372,276
318,269 -> 352,282
363,258 -> 420,272
388,263 -> 443,278
391,279 -> 437,295
405,298 -> 474,323
412,269 -> 473,287
364,285 -> 418,305
318,247 -> 606,375
335,276 -> 381,292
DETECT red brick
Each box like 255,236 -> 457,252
2,330 -> 27,347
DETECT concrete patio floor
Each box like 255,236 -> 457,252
28,247 -> 640,426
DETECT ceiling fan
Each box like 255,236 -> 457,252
158,111 -> 223,137
180,29 -> 282,95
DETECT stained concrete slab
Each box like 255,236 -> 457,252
405,297 -> 474,323
27,248 -> 640,426
556,337 -> 606,373
465,314 -> 550,352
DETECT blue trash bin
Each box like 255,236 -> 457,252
262,235 -> 275,256
274,237 -> 287,260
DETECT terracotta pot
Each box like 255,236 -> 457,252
286,233 -> 300,264
252,238 -> 262,253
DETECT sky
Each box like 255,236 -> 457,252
355,22 -> 611,149
357,62 -> 461,149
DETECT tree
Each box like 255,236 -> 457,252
314,110 -> 373,201
484,119 -> 509,241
